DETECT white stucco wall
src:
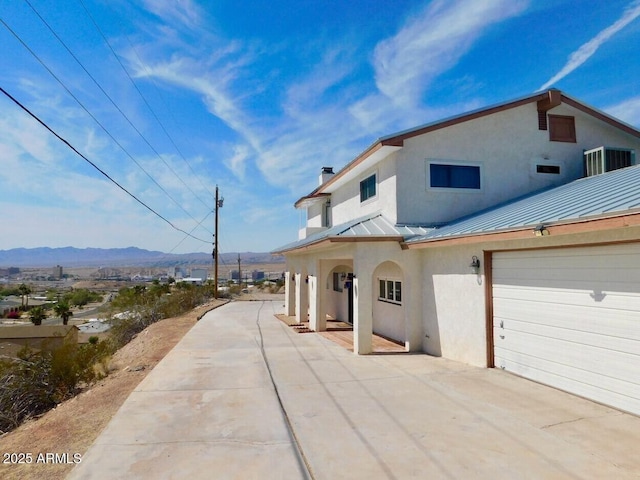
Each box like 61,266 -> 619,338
372,261 -> 404,342
418,224 -> 640,367
330,154 -> 399,226
395,102 -> 640,225
421,245 -> 488,366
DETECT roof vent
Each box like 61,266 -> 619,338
584,147 -> 635,177
319,166 -> 334,185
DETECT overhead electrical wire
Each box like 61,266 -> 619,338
22,0 -> 213,213
76,0 -> 215,201
166,210 -> 213,255
124,36 -> 214,197
0,86 -> 211,245
0,16 -> 213,237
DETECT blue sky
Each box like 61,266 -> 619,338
1,0 -> 639,255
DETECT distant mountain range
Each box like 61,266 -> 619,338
0,247 -> 284,268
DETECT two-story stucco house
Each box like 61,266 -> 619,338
273,89 -> 640,416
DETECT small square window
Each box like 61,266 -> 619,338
360,174 -> 376,202
549,115 -> 576,143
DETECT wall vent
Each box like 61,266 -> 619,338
584,147 -> 635,177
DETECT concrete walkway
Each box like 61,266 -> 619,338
69,301 -> 640,479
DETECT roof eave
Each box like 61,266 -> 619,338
404,211 -> 640,249
274,234 -> 406,255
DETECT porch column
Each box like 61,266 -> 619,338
309,264 -> 327,332
404,257 -> 422,352
353,274 -> 373,354
284,271 -> 295,316
295,272 -> 308,323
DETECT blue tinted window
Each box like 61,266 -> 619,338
360,174 -> 376,201
430,164 -> 480,189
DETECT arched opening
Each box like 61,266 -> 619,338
325,264 -> 353,324
371,261 -> 405,344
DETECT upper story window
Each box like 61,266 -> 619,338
360,174 -> 376,202
536,164 -> 561,174
429,162 -> 481,190
549,115 -> 576,143
322,201 -> 332,228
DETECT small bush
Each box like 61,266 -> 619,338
0,339 -> 113,434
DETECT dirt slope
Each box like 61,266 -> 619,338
0,299 -> 227,480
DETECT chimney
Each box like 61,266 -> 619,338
319,166 -> 334,186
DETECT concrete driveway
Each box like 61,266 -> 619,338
69,300 -> 640,479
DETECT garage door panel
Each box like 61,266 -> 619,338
493,243 -> 640,416
493,273 -> 640,291
494,245 -> 639,262
494,318 -> 640,353
495,347 -> 640,402
494,328 -> 640,383
494,301 -> 640,341
496,354 -> 640,415
493,289 -> 639,316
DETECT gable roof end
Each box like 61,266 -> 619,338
295,89 -> 640,208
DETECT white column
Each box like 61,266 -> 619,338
353,274 -> 373,354
284,271 -> 295,316
295,272 -> 308,323
309,264 -> 327,332
404,256 -> 422,352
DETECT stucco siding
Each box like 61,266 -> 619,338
331,153 -> 398,226
395,102 -> 640,225
372,261 -> 404,342
421,245 -> 487,366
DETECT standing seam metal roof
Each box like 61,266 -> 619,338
407,164 -> 640,242
272,213 -> 433,253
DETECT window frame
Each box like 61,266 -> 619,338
426,160 -> 483,192
332,272 -> 343,292
378,278 -> 402,305
359,173 -> 377,203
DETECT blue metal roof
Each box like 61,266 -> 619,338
273,213 -> 433,253
407,164 -> 640,243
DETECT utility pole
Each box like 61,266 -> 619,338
237,253 -> 241,289
213,186 -> 223,298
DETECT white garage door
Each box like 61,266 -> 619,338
493,243 -> 640,416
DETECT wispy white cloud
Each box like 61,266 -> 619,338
140,0 -> 203,30
605,95 -> 640,127
347,0 -> 528,133
224,144 -> 250,180
539,1 -> 640,90
373,0 -> 528,107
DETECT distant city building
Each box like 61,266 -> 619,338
0,267 -> 20,277
52,265 -> 63,279
191,268 -> 208,282
251,270 -> 265,281
173,267 -> 185,279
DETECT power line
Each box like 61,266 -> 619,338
19,1 -> 213,214
77,0 -> 215,200
0,16 -> 213,237
166,210 -> 213,254
124,35 -> 214,197
0,86 -> 211,244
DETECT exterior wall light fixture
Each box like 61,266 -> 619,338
470,256 -> 480,274
533,224 -> 550,236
